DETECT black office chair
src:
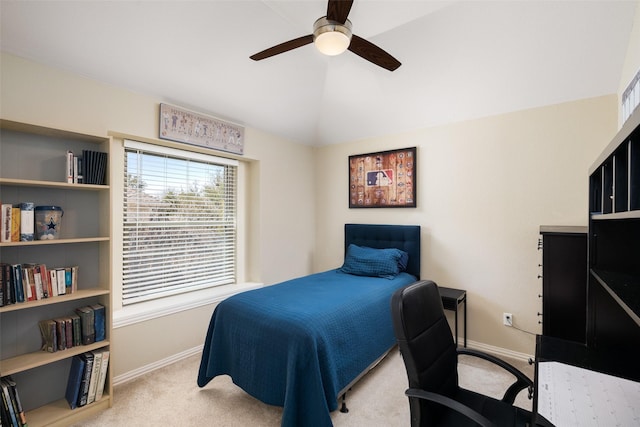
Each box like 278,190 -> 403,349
391,280 -> 533,427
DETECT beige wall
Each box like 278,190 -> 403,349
0,52 -> 316,377
314,96 -> 618,355
0,40 -> 629,374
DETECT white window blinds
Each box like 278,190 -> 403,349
122,140 -> 238,305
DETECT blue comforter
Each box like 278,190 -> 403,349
197,269 -> 417,427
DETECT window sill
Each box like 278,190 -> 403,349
113,282 -> 263,328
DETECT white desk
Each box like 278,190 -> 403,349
537,361 -> 640,426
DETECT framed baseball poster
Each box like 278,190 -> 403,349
348,147 -> 416,208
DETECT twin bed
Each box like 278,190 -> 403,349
197,224 -> 421,426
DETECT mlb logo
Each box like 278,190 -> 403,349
366,169 -> 394,186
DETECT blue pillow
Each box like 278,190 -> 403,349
398,251 -> 409,271
340,244 -> 409,279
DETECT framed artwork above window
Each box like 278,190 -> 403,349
159,103 -> 244,155
348,147 -> 417,208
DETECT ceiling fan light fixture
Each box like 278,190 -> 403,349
313,17 -> 352,56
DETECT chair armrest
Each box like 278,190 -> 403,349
457,348 -> 533,404
405,388 -> 495,427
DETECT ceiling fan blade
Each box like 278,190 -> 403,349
250,35 -> 314,61
326,0 -> 354,24
348,34 -> 401,71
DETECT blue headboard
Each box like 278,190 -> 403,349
344,223 -> 421,279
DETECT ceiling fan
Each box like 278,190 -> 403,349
250,0 -> 401,71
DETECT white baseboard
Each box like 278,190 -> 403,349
461,338 -> 534,363
113,345 -> 203,387
114,339 -> 533,387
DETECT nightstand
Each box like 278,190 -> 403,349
439,287 -> 467,347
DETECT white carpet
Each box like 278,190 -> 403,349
71,348 -> 533,426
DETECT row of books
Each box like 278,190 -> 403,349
1,263 -> 78,307
0,202 -> 34,243
0,376 -> 27,427
39,304 -> 105,353
66,350 -> 110,410
66,150 -> 108,185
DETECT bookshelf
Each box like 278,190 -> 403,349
587,107 -> 640,364
0,119 -> 112,426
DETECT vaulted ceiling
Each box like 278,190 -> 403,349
1,1 -> 637,145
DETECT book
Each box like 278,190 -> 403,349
2,263 -> 13,305
98,151 -> 108,185
56,267 -> 67,295
94,350 -> 110,401
4,377 -> 26,426
66,150 -> 74,184
0,264 -> 5,307
0,383 -> 12,426
0,378 -> 19,427
22,265 -> 36,302
75,306 -> 95,345
19,202 -> 34,241
72,265 -> 79,292
38,264 -> 53,298
77,352 -> 95,407
1,204 -> 11,242
33,265 -> 45,300
6,265 -> 16,304
65,355 -> 86,409
63,316 -> 74,349
38,319 -> 57,352
64,267 -> 72,293
91,303 -> 106,342
49,268 -> 59,297
73,155 -> 79,184
77,156 -> 84,184
82,150 -> 92,184
70,313 -> 82,347
72,265 -> 79,293
10,206 -> 20,242
86,351 -> 103,404
20,264 -> 31,302
54,318 -> 67,351
11,265 -> 24,303
1,264 -> 10,306
81,149 -> 90,183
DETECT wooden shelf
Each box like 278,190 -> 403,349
539,225 -> 588,234
0,119 -> 106,144
591,269 -> 640,326
1,340 -> 110,376
0,289 -> 109,313
25,393 -> 111,427
591,210 -> 640,220
0,177 -> 109,191
0,237 -> 109,247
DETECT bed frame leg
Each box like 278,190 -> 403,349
340,393 -> 349,413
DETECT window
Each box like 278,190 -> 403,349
122,140 -> 238,306
622,68 -> 640,124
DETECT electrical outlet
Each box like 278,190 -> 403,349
503,312 -> 513,327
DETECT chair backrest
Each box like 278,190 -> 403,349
391,280 -> 459,425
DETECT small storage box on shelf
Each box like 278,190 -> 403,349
0,119 -> 112,427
